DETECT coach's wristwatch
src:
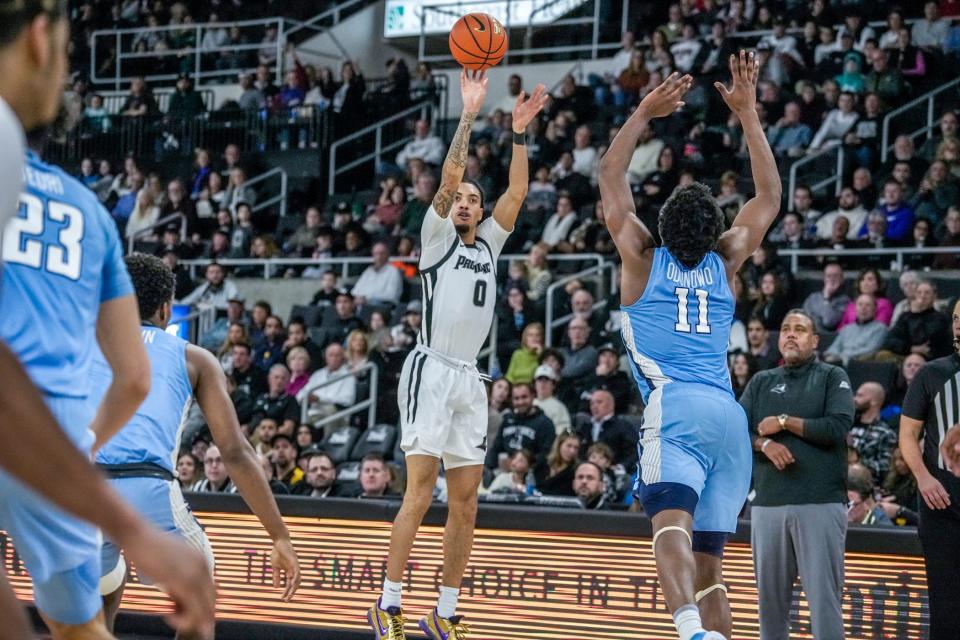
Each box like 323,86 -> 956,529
777,414 -> 788,429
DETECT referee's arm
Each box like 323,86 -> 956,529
899,368 -> 952,510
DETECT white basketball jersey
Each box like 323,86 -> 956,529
418,205 -> 510,362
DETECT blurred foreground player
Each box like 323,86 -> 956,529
598,53 -> 781,640
369,71 -> 547,640
89,253 -> 301,634
904,299 -> 960,640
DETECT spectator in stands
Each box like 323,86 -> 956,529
213,321 -> 248,373
825,295 -> 888,366
919,111 -> 958,163
389,301 -> 421,351
497,285 -> 537,367
849,382 -> 897,481
747,317 -> 779,371
803,262 -> 849,332
754,271 -> 790,331
332,60 -> 365,118
730,352 -> 759,400
933,206 -> 960,269
319,292 -> 364,348
252,418 -> 278,456
224,166 -> 257,215
770,211 -> 813,253
576,389 -> 638,472
505,323 -> 544,385
249,302 -> 271,345
767,101 -> 812,158
879,280 -> 952,360
533,364 -> 571,436
120,77 -> 156,117
301,230 -> 336,279
573,462 -> 609,510
270,434 -> 303,489
892,271 -> 921,325
524,244 -> 552,301
284,207 -> 322,256
124,187 -> 160,241
395,119 -> 444,168
913,1 -> 950,51
535,431 -> 581,497
230,342 -> 267,398
398,173 -> 436,237
350,242 -> 402,306
487,378 -> 512,447
192,445 -> 237,493
810,91 -> 858,150
202,293 -> 247,352
181,262 -> 239,310
670,22 -> 702,73
847,470 -> 893,526
300,343 -> 356,433
176,452 -> 201,490
167,73 -> 205,120
358,454 -> 397,498
540,194 -> 578,251
295,451 -> 343,498
486,383 -> 556,471
815,187 -> 868,240
282,319 -> 322,370
911,161 -> 958,228
561,317 -> 599,380
862,180 -> 914,242
237,73 -> 266,111
627,123 -> 665,184
285,347 -> 311,398
881,446 -> 919,518
486,449 -> 534,495
345,329 -> 371,376
615,51 -> 650,109
251,364 -> 300,436
838,268 -> 893,328
574,342 -> 632,414
890,29 -> 928,81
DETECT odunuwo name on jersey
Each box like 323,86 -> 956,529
665,262 -> 716,287
454,255 -> 491,274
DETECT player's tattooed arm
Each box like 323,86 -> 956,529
433,110 -> 478,217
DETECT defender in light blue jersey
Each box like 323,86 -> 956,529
87,253 -> 300,632
0,147 -> 155,632
598,55 -> 781,640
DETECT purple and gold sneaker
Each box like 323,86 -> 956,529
367,597 -> 406,639
419,608 -> 471,639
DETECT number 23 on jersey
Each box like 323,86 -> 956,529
2,194 -> 84,280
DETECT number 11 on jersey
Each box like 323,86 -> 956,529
674,287 -> 711,334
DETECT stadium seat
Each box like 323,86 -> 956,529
392,433 -> 406,467
335,461 -> 361,496
321,426 -> 361,464
846,360 -> 899,393
289,304 -> 323,327
351,424 -> 398,461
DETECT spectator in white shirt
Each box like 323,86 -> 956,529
180,262 -> 239,310
627,123 -> 665,184
299,343 -> 356,433
395,119 -> 445,167
810,91 -> 859,150
669,23 -> 702,73
815,187 -> 869,240
571,126 -> 597,179
540,195 -> 578,250
351,241 -> 403,306
912,1 -> 950,51
837,14 -> 876,52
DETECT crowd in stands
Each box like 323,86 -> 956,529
67,0 -> 960,517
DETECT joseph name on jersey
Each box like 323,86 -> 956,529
418,205 -> 510,362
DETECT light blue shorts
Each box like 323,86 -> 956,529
0,395 -> 101,624
634,382 -> 752,533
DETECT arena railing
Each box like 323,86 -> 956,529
300,361 -> 379,431
179,252 -> 605,281
327,101 -> 436,195
97,88 -> 216,114
544,262 -> 618,347
128,212 -> 187,253
244,167 -> 289,218
787,145 -> 844,211
778,246 -> 960,273
880,75 -> 960,164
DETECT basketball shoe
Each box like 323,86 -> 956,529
368,598 -> 406,639
419,608 -> 471,639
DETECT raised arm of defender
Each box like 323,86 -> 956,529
432,70 -> 489,218
491,83 -> 548,231
716,51 -> 783,274
188,344 -> 301,600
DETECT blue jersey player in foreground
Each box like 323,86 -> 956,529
87,253 -> 301,634
598,52 -> 781,640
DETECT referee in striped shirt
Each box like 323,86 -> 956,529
900,299 -> 960,640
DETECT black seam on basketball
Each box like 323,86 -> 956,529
485,14 -> 494,53
464,16 -> 485,53
486,33 -> 506,56
450,39 -> 491,63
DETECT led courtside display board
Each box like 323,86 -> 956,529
3,500 -> 929,639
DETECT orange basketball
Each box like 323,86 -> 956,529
449,13 -> 508,71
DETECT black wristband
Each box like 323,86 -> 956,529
512,131 -> 526,146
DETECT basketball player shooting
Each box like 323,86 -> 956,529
598,52 -> 781,640
368,70 -> 547,640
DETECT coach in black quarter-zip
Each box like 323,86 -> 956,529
899,299 -> 960,640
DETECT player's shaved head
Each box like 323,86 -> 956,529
124,253 -> 175,320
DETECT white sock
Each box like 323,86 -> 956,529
673,604 -> 706,640
437,585 -> 459,619
381,577 -> 402,610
